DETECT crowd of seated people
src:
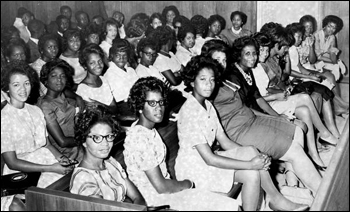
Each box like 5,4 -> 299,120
1,4 -> 348,211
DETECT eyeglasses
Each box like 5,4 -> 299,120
87,134 -> 116,143
143,51 -> 158,58
145,100 -> 166,107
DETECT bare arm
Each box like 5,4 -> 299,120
47,121 -> 76,148
64,89 -> 85,113
144,165 -> 192,194
2,150 -> 71,175
124,178 -> 146,205
195,143 -> 267,170
161,69 -> 182,86
256,97 -> 280,117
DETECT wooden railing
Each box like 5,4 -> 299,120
310,117 -> 349,211
25,186 -> 147,211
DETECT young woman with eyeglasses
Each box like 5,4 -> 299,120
123,76 -> 241,210
70,107 -> 146,205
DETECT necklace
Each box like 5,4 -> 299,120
235,63 -> 253,86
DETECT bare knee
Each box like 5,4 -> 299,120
295,106 -> 310,119
236,170 -> 260,185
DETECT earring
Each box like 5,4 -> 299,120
139,110 -> 143,114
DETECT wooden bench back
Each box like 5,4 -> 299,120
25,186 -> 147,211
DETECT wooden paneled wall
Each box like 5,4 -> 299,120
1,1 -> 348,76
1,1 -> 257,33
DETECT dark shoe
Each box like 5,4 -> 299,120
269,202 -> 309,211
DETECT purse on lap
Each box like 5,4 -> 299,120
1,172 -> 41,196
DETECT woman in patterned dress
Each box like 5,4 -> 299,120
123,77 -> 240,211
1,60 -> 74,211
70,107 -> 146,205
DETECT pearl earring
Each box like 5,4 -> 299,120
139,110 -> 143,114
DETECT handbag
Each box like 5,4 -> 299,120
1,172 -> 41,196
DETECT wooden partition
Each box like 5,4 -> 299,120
25,187 -> 147,211
310,117 -> 349,211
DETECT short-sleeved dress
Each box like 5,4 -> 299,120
123,121 -> 239,211
104,62 -> 139,102
175,45 -> 196,66
1,103 -> 64,188
213,81 -> 295,160
70,157 -> 127,201
59,55 -> 87,84
36,93 -> 82,160
135,64 -> 166,82
175,94 -> 248,193
219,27 -> 252,47
76,76 -> 114,106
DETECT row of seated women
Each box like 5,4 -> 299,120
1,10 -> 348,211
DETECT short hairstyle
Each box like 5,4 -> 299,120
27,19 -> 45,34
149,13 -> 165,26
40,59 -> 74,89
81,22 -> 102,42
147,25 -> 175,46
190,15 -> 208,36
207,14 -> 226,29
173,15 -> 191,27
56,15 -> 69,25
322,15 -> 343,34
260,22 -> 291,49
162,5 -> 180,21
38,33 -> 59,53
108,39 -> 131,61
128,76 -> 169,115
299,15 -> 317,33
79,43 -> 104,68
232,36 -> 259,63
60,5 -> 72,14
75,106 -> 121,147
1,60 -> 39,94
4,38 -> 28,61
201,39 -> 229,58
126,18 -> 148,38
101,18 -> 121,41
285,22 -> 305,45
112,11 -> 125,23
230,11 -> 248,25
75,10 -> 90,22
1,26 -> 20,44
92,15 -> 104,23
17,7 -> 32,18
63,29 -> 82,51
177,23 -> 196,42
182,55 -> 223,91
252,32 -> 273,48
137,37 -> 160,55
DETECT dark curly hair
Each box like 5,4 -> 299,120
232,36 -> 259,63
79,43 -> 105,68
177,23 -> 196,42
285,22 -> 305,45
201,39 -> 229,58
260,22 -> 291,50
108,39 -> 131,61
182,55 -> 223,92
1,60 -> 40,104
190,15 -> 208,37
75,11 -> 90,23
126,18 -> 148,38
162,5 -> 180,23
147,25 -> 176,46
173,15 -> 191,27
75,106 -> 121,147
101,18 -> 121,41
299,15 -> 317,33
4,38 -> 28,62
40,59 -> 74,89
38,33 -> 59,54
62,29 -> 82,52
252,32 -> 273,49
81,23 -> 102,44
128,77 -> 169,115
207,14 -> 226,30
1,26 -> 20,45
149,13 -> 165,26
230,11 -> 248,25
137,37 -> 160,55
322,15 -> 343,34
